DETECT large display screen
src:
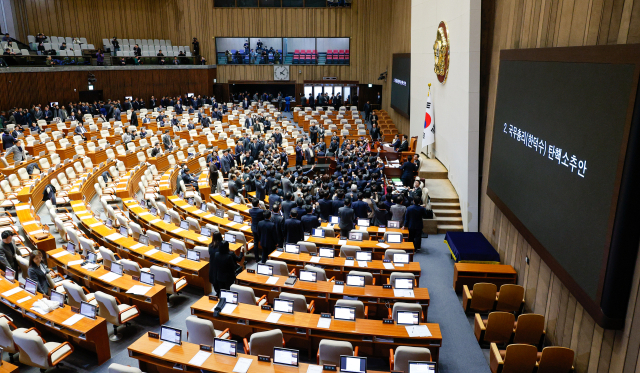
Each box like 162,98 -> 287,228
391,54 -> 411,118
487,45 -> 640,328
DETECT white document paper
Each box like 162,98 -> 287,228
188,350 -> 211,366
304,235 -> 310,241
240,226 -> 250,231
378,227 -> 386,233
338,239 -> 347,245
82,263 -> 100,271
393,289 -> 415,298
266,276 -> 279,285
171,228 -> 185,234
357,261 -> 368,267
139,212 -> 151,216
271,251 -> 283,257
265,312 -> 282,323
105,233 -> 124,241
192,209 -> 204,215
170,257 -> 184,264
232,357 -> 252,373
405,325 -> 432,337
395,263 -> 405,267
221,304 -> 238,314
2,287 -> 23,297
131,243 -> 145,250
310,256 -> 321,263
346,358 -> 361,372
89,222 -> 103,228
307,365 -> 324,373
150,219 -> 162,224
145,249 -> 159,256
126,285 -> 152,295
344,260 -> 354,267
52,251 -> 70,258
317,318 -> 331,328
383,263 -> 395,270
99,272 -> 122,283
197,236 -> 208,242
62,313 -> 84,326
227,202 -> 237,207
377,243 -> 390,248
204,214 -> 214,219
151,341 -> 175,356
227,222 -> 238,228
19,248 -> 30,256
333,285 -> 344,294
15,205 -> 30,211
17,296 -> 32,304
67,260 -> 83,266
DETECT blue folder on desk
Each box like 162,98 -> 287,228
444,232 -> 500,264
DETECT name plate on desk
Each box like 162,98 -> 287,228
208,295 -> 219,301
383,284 -> 392,289
247,269 -> 255,274
383,319 -> 394,324
70,306 -> 80,314
261,305 -> 271,311
132,276 -> 140,282
258,355 -> 271,363
104,266 -> 111,271
346,257 -> 354,260
148,332 -> 159,339
200,344 -> 212,352
383,259 -> 391,263
335,281 -> 344,285
323,364 -> 337,371
321,313 -> 332,318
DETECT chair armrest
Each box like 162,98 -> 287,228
372,277 -> 375,286
308,300 -> 315,314
216,328 -> 230,339
354,346 -> 359,357
364,306 -> 369,319
389,349 -> 394,370
539,330 -> 546,349
256,294 -> 267,306
114,253 -> 122,260
462,285 -> 471,313
282,337 -> 286,347
414,279 -> 418,288
243,338 -> 250,355
173,276 -> 187,292
421,311 -> 425,322
82,286 -> 92,295
328,276 -> 335,282
0,314 -> 16,329
118,305 -> 139,324
25,327 -> 45,343
474,313 -> 485,342
317,347 -> 320,365
386,278 -> 390,285
47,341 -> 74,367
387,308 -> 392,319
489,343 -> 503,373
289,269 -> 296,276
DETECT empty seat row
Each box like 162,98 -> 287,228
28,35 -> 88,45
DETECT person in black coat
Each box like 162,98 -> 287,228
400,156 -> 417,187
403,196 -> 430,252
300,205 -> 320,233
268,186 -> 281,211
338,197 -> 355,238
28,250 -> 54,295
254,174 -> 266,201
284,210 -> 304,244
271,203 -> 286,248
295,141 -> 303,167
258,210 -> 277,264
248,199 -> 264,248
209,232 -> 244,296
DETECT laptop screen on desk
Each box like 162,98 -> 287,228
187,250 -> 200,261
355,251 -> 372,262
329,216 -> 340,224
180,220 -> 189,230
357,219 -> 370,227
24,278 -> 37,295
394,278 -> 414,289
233,215 -> 244,224
160,326 -> 182,345
220,290 -> 238,304
106,219 -> 113,228
140,272 -> 154,286
299,270 -> 317,282
386,233 -> 402,243
273,298 -> 294,314
50,290 -> 65,307
273,347 -> 299,367
87,252 -> 97,263
340,356 -> 367,373
200,227 -> 211,237
348,232 -> 363,241
388,220 -> 400,229
393,253 -> 409,264
4,268 -> 14,282
408,361 -> 437,373
149,207 -> 157,216
285,244 -> 300,254
224,233 -> 236,243
319,247 -> 334,258
312,228 -> 325,238
66,242 -> 76,254
346,275 -> 365,287
215,210 -> 224,218
397,311 -> 420,325
111,262 -> 123,276
257,264 -> 273,276
163,214 -> 171,223
119,226 -> 128,237
139,235 -> 149,246
213,338 -> 236,357
334,306 -> 356,321
80,301 -> 97,319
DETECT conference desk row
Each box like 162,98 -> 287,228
0,270 -> 111,364
46,247 -> 169,324
15,203 -> 56,252
190,297 -> 442,362
236,270 -> 429,320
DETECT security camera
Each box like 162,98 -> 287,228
378,71 -> 388,81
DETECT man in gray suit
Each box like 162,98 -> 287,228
254,173 -> 266,201
338,197 -> 355,238
228,174 -> 243,201
390,196 -> 407,223
162,130 -> 173,151
220,149 -> 232,177
282,170 -> 293,196
5,140 -> 26,163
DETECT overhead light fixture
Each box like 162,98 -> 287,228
368,84 -> 372,88
88,84 -> 94,91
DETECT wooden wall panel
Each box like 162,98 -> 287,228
480,0 -> 640,372
15,0 -> 410,134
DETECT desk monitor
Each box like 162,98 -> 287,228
340,356 -> 367,373
329,216 -> 340,224
163,213 -> 171,224
119,226 -> 128,237
140,199 -> 147,209
141,272 -> 155,286
285,244 -> 300,254
221,190 -> 226,198
220,290 -> 238,304
257,264 -> 273,276
50,290 -> 65,307
105,218 -> 113,229
334,306 -> 356,321
233,196 -> 241,204
346,274 -> 365,287
355,251 -> 372,262
224,233 -> 236,243
150,207 -> 158,216
66,242 -> 76,254
180,220 -> 189,230
393,253 -> 410,264
273,347 -> 299,367
80,301 -> 97,319
213,338 -> 237,357
187,250 -> 200,262
160,325 -> 182,345
388,220 -> 401,229
24,278 -> 38,295
111,262 -> 123,276
273,298 -> 294,314
4,268 -> 14,282
386,233 -> 402,243
161,241 -> 172,254
319,247 -> 334,258
139,234 -> 149,246
233,214 -> 244,224
179,192 -> 184,199
394,277 -> 414,290
312,228 -> 325,238
200,227 -> 211,237
87,252 -> 97,264
397,311 -> 420,325
348,232 -> 363,242
187,197 -> 195,206
408,361 -> 437,373
215,210 -> 225,218
299,270 -> 317,282
357,219 -> 370,227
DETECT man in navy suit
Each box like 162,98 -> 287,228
301,205 -> 320,233
403,196 -> 429,252
295,141 -> 303,167
318,191 -> 333,221
351,193 -> 371,219
284,210 -> 304,244
273,128 -> 283,147
268,186 -> 281,211
254,174 -> 266,201
391,135 -> 401,151
249,199 -> 264,248
258,210 -> 277,263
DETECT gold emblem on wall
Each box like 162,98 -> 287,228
433,21 -> 450,84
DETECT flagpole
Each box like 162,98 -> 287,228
428,84 -> 433,159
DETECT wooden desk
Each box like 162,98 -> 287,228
0,361 -> 18,373
15,203 -> 56,252
67,160 -> 115,203
319,222 -> 409,240
71,201 -> 214,295
453,263 -> 517,293
25,142 -> 47,157
117,152 -> 140,169
0,273 -> 111,364
268,250 -> 421,282
47,247 -> 169,324
87,149 -> 108,165
191,297 -> 442,362
304,237 -> 414,261
210,194 -> 251,218
147,152 -> 171,172
128,335 -> 388,373
236,270 -> 429,320
167,196 -> 253,238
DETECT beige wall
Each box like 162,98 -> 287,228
480,0 -> 640,372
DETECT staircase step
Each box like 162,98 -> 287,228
430,197 -> 460,203
437,224 -> 464,233
437,216 -> 463,224
433,209 -> 461,217
431,202 -> 460,210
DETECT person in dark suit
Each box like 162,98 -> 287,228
242,98 -> 250,110
400,156 -> 417,187
397,135 -> 409,152
370,122 -> 381,141
257,210 -> 277,264
284,210 -> 304,244
162,130 -> 173,151
364,101 -> 371,122
338,197 -> 355,238
268,186 -> 281,211
301,205 -> 320,233
228,174 -> 242,201
295,141 -> 303,167
281,192 -> 295,219
254,174 -> 266,201
210,232 -> 245,296
271,203 -> 286,248
318,191 -> 333,221
351,193 -> 371,219
391,135 -> 401,151
273,128 -> 283,147
404,196 -> 429,252
220,149 -> 232,177
331,190 -> 345,215
28,250 -> 55,295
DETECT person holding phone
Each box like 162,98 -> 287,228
28,250 -> 56,295
209,232 -> 245,296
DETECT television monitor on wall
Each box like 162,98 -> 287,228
391,53 -> 411,119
